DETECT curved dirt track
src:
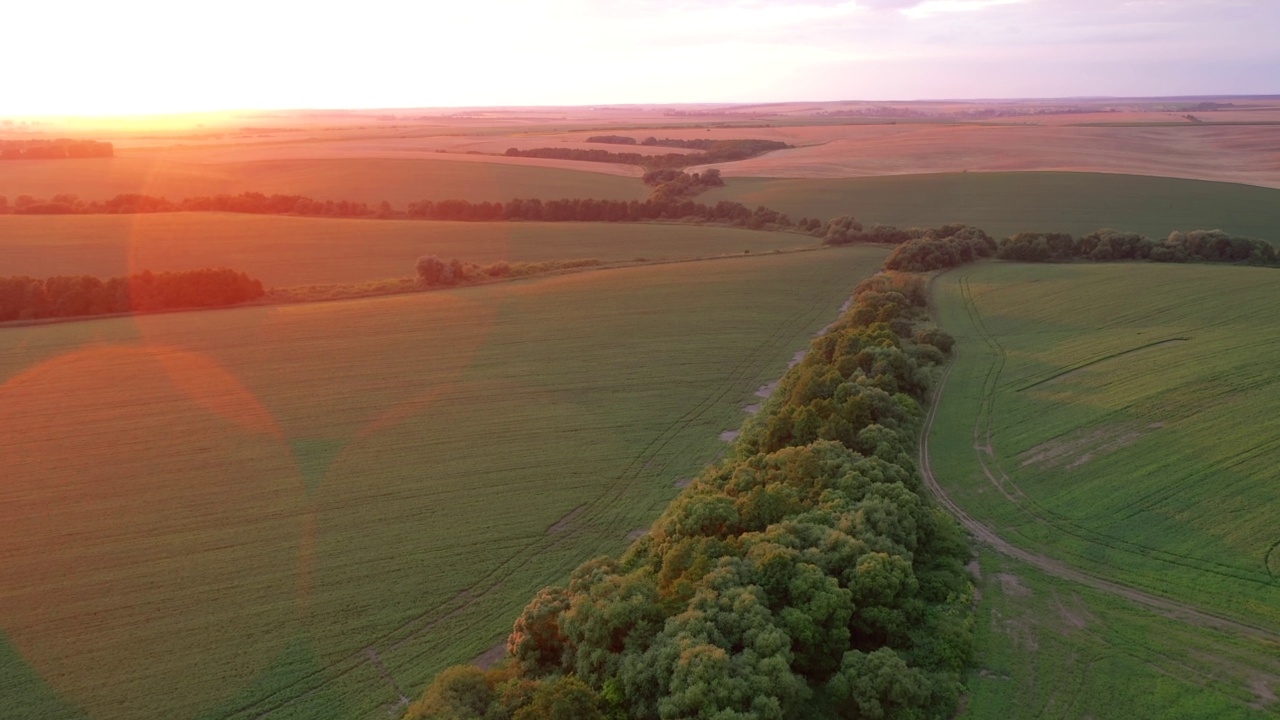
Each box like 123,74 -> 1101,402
919,356 -> 1280,646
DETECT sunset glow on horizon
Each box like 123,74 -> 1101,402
3,0 -> 1278,118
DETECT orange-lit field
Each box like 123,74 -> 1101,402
0,214 -> 819,288
0,154 -> 645,207
7,98 -> 1277,199
5,96 -> 1280,720
687,123 -> 1280,188
0,245 -> 887,719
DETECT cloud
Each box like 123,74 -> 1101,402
899,0 -> 1027,19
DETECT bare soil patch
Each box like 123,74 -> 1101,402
997,573 -> 1032,598
626,528 -> 649,540
1249,675 -> 1277,709
1054,593 -> 1094,631
472,641 -> 508,670
719,430 -> 740,442
546,505 -> 586,535
1019,422 -> 1155,470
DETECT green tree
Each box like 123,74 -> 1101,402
513,675 -> 604,720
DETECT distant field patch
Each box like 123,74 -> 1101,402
705,172 -> 1280,242
0,155 -> 646,206
0,214 -> 817,287
691,123 -> 1280,188
0,245 -> 887,719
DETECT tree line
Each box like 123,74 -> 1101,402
0,139 -> 114,160
406,269 -> 973,720
416,256 -> 602,287
819,218 -> 1277,272
504,139 -> 792,170
4,188 -> 1274,271
401,196 -> 798,229
588,136 -> 741,151
997,228 -> 1277,266
0,189 -> 802,230
0,192 -> 382,217
642,168 -> 725,202
0,268 -> 265,322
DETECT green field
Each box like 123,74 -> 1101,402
0,155 -> 645,207
706,172 -> 1280,242
0,245 -> 887,719
925,261 -> 1280,717
961,548 -> 1280,719
0,214 -> 818,287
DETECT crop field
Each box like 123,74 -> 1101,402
924,261 -> 1280,716
689,123 -> 1280,189
960,548 -> 1279,719
0,154 -> 646,207
0,214 -> 819,287
0,245 -> 887,719
705,172 -> 1280,242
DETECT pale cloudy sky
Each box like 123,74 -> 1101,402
1,0 -> 1275,115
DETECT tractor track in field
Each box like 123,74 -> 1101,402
919,274 -> 1280,648
955,274 -> 1273,588
230,259 -> 866,719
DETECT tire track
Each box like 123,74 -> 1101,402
919,280 -> 1280,647
233,257 -> 864,718
954,274 -> 1275,586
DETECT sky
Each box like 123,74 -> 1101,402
1,0 -> 1276,115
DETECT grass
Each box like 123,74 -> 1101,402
0,214 -> 819,287
961,548 -> 1279,719
0,245 -> 887,719
0,155 -> 646,207
704,172 -> 1280,242
925,261 -> 1280,717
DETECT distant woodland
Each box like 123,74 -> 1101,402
0,268 -> 264,321
504,138 -> 792,170
819,217 -> 1278,270
0,139 -> 114,159
996,228 -> 1277,265
0,188 -> 806,231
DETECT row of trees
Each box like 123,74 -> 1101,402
0,139 -> 113,159
405,196 -> 799,230
0,192 -> 381,217
0,268 -> 265,322
415,255 -> 601,287
0,190 -> 800,230
997,228 -> 1278,266
884,227 -> 999,273
818,217 -> 1278,271
588,136 -> 727,151
4,189 -> 1274,270
641,169 -> 725,202
504,139 -> 792,170
407,270 -> 973,720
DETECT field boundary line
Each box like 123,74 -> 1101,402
953,273 -> 1274,586
1016,337 -> 1190,391
234,257 -> 868,718
919,270 -> 1280,647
